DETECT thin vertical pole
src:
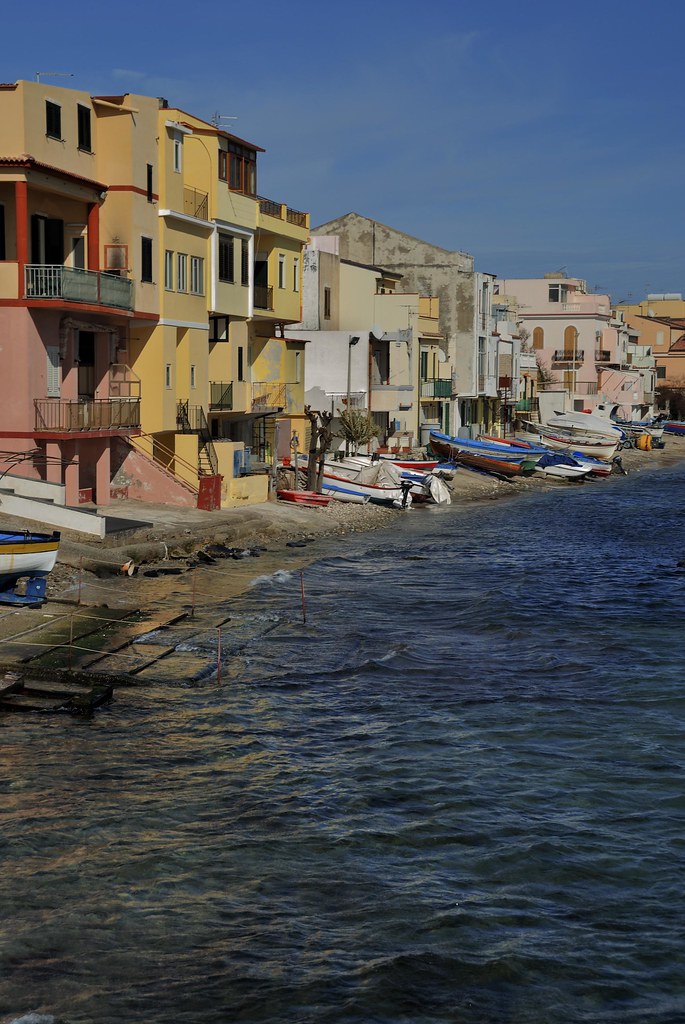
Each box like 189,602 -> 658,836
69,615 -> 74,672
191,573 -> 196,619
300,569 -> 306,625
217,624 -> 222,686
78,557 -> 83,607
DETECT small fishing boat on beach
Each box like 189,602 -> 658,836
518,421 -> 620,461
277,489 -> 333,508
429,431 -> 537,479
0,530 -> 60,605
295,455 -> 411,507
664,421 -> 685,436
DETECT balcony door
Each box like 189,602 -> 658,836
31,215 -> 64,265
78,331 -> 95,400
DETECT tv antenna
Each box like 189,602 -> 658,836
35,71 -> 74,83
211,112 -> 239,127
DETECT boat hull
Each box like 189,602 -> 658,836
277,490 -> 332,507
0,532 -> 60,590
429,433 -> 532,478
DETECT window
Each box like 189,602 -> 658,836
141,237 -> 153,282
548,284 -> 568,303
45,101 -> 61,140
533,327 -> 544,350
278,254 -> 286,289
173,131 -> 182,173
177,253 -> 187,292
0,204 -> 6,261
656,365 -> 666,379
227,142 -> 257,195
164,250 -> 174,290
293,257 -> 299,292
77,105 -> 91,151
237,346 -> 244,382
218,235 -> 235,283
241,239 -> 249,286
190,365 -> 196,389
295,350 -> 301,384
209,316 -> 228,342
71,236 -> 85,270
324,286 -> 331,320
46,346 -> 60,398
147,164 -> 154,202
218,150 -> 227,181
420,351 -> 428,380
165,363 -> 172,389
190,256 -> 204,295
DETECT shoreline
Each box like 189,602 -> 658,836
0,438 -> 683,685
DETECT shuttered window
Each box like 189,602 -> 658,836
218,235 -> 234,283
46,346 -> 60,397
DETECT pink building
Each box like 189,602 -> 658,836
495,274 -> 655,420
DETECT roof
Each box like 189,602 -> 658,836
0,156 -> 107,192
636,315 -> 685,329
340,257 -> 403,279
670,334 -> 685,352
167,108 -> 265,152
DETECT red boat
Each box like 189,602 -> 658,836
277,489 -> 332,508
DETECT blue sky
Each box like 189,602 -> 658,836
6,0 -> 684,301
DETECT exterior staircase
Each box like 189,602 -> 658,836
176,401 -> 219,477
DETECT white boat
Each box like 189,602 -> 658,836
518,421 -> 620,461
296,455 -> 411,507
546,411 -> 624,441
0,530 -> 60,605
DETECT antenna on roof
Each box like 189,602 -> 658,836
211,112 -> 239,127
35,72 -> 74,83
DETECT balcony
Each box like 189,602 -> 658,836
252,382 -> 286,411
25,265 -> 134,311
420,379 -> 452,399
209,382 -> 233,411
258,197 -> 309,229
34,398 -> 141,432
595,350 -> 612,362
573,382 -> 598,396
552,349 -> 585,363
183,186 -> 209,221
254,285 -> 273,311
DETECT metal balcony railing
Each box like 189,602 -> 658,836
258,198 -> 282,218
286,207 -> 307,228
183,186 -> 209,221
552,349 -> 585,362
254,284 -> 273,310
251,382 -> 286,411
209,382 -> 233,410
420,379 -> 452,398
34,398 -> 141,432
258,197 -> 308,228
25,265 -> 133,310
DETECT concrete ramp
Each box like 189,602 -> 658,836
0,490 -> 106,538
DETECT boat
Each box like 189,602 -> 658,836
277,489 -> 333,508
477,435 -> 549,463
0,530 -> 60,605
546,410 -> 625,441
664,421 -> 685,436
518,421 -> 620,461
296,455 -> 411,507
429,431 -> 537,478
533,451 -> 593,479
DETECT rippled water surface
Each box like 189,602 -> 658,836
2,466 -> 685,1023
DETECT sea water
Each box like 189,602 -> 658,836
1,465 -> 684,1023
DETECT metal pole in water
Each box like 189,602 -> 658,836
78,558 -> 83,607
300,569 -> 307,624
69,615 -> 74,672
191,574 -> 196,619
217,624 -> 222,686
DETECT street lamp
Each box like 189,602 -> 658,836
346,336 -> 360,454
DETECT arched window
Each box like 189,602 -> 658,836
533,327 -> 544,350
564,325 -> 579,357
